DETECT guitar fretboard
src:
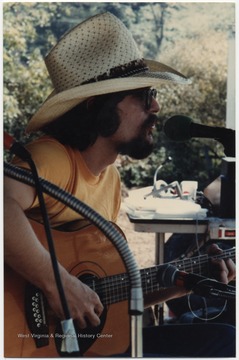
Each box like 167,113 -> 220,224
83,247 -> 235,306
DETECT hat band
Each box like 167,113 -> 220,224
82,58 -> 148,85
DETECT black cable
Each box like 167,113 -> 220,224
6,144 -> 71,320
4,161 -> 142,291
28,157 -> 71,319
5,140 -> 144,356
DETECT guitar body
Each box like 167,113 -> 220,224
5,219 -> 235,357
4,220 -> 130,357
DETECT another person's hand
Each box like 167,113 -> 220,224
208,243 -> 235,284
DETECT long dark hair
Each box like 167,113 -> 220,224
41,91 -> 131,151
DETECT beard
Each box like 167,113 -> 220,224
117,135 -> 154,159
116,114 -> 158,159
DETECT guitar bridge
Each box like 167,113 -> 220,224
25,283 -> 49,348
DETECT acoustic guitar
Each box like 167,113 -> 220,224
4,219 -> 235,357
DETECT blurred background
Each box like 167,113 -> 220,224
3,2 -> 235,191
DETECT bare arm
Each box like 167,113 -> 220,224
144,243 -> 235,308
144,287 -> 189,308
4,176 -> 104,328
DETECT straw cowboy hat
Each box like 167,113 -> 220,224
26,12 -> 191,132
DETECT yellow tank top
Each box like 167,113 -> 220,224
12,136 -> 121,226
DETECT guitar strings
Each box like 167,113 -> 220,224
83,248 -> 235,305
85,248 -> 235,301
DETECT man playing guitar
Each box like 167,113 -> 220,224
4,12 -> 235,357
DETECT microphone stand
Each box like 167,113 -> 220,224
208,288 -> 235,300
144,157 -> 183,199
219,156 -> 235,218
191,280 -> 236,300
216,129 -> 235,158
213,126 -> 236,219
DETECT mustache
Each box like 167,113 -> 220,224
142,114 -> 159,130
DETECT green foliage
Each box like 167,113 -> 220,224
3,2 -> 55,143
3,2 -> 235,188
118,4 -> 234,190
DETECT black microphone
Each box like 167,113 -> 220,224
157,264 -> 235,299
163,115 -> 235,156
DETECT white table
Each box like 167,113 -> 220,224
127,216 -> 209,264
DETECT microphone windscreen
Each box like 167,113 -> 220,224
157,264 -> 177,287
163,115 -> 193,141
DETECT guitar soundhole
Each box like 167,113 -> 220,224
54,273 -> 107,356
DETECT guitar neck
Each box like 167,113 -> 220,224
86,247 -> 235,306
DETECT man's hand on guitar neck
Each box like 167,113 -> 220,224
208,243 -> 235,284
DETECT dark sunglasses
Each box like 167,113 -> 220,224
103,88 -> 158,111
132,88 -> 158,110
